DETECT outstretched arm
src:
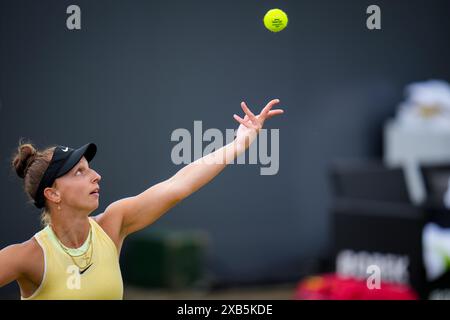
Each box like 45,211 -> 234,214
169,99 -> 284,199
97,99 -> 284,241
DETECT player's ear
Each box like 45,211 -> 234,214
43,187 -> 61,204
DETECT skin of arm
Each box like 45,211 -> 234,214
87,100 -> 284,250
0,99 -> 283,290
0,240 -> 43,293
0,245 -> 22,287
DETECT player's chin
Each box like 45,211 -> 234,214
85,195 -> 100,209
87,202 -> 99,212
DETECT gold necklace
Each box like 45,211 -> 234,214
54,226 -> 94,272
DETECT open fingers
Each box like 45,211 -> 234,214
241,102 -> 259,124
265,109 -> 284,119
233,114 -> 251,128
260,99 -> 280,117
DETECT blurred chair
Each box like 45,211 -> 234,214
420,163 -> 450,210
328,160 -> 427,298
330,160 -> 410,203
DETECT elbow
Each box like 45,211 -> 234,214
167,179 -> 191,202
174,186 -> 192,202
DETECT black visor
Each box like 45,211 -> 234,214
34,143 -> 97,209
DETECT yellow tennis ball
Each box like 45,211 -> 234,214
263,9 -> 288,32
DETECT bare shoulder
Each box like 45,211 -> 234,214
0,237 -> 43,289
92,201 -> 129,253
1,238 -> 42,266
14,238 -> 44,297
17,238 -> 44,274
21,237 -> 43,257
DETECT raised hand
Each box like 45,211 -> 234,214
233,99 -> 284,149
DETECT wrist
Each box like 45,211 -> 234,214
233,139 -> 248,156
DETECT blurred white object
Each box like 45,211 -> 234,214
384,80 -> 450,204
444,177 -> 450,209
384,121 -> 450,204
397,80 -> 450,130
423,223 -> 450,281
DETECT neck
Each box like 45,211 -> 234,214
50,208 -> 91,248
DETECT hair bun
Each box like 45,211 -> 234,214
12,143 -> 37,179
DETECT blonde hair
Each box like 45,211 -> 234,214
40,210 -> 51,226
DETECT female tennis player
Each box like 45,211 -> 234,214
0,99 -> 283,300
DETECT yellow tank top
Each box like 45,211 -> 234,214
22,217 -> 123,300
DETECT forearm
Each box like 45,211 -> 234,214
170,139 -> 247,198
107,139 -> 250,237
168,99 -> 282,200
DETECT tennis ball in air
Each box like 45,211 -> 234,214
263,9 -> 288,32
